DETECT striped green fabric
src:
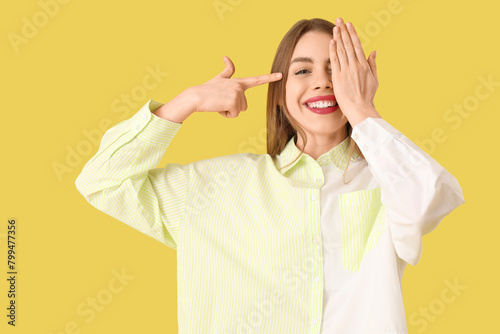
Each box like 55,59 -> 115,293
339,188 -> 386,272
75,99 -> 369,333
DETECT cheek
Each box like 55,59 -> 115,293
284,88 -> 293,108
285,83 -> 300,104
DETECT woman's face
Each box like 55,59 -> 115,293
285,30 -> 348,144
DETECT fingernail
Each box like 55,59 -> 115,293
276,73 -> 282,78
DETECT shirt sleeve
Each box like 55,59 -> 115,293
75,99 -> 190,250
351,117 -> 466,266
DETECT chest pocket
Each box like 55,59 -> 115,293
339,187 -> 386,272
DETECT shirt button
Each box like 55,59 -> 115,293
315,178 -> 322,183
362,144 -> 368,151
313,238 -> 318,244
135,124 -> 141,131
313,318 -> 319,324
352,133 -> 358,140
142,112 -> 149,120
311,195 -> 317,201
314,276 -> 320,283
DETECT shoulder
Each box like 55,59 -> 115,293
190,152 -> 275,177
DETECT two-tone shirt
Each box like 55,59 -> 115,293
75,99 -> 465,334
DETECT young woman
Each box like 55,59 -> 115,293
76,17 -> 465,334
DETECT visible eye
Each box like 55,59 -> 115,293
294,69 -> 309,75
294,68 -> 332,75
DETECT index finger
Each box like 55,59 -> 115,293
238,72 -> 282,90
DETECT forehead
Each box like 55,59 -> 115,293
290,56 -> 331,66
290,31 -> 332,66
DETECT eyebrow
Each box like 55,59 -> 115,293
290,57 -> 331,65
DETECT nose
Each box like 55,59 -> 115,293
313,70 -> 332,90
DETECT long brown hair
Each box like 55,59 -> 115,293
266,18 -> 365,184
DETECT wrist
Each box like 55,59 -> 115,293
345,104 -> 382,128
183,86 -> 200,113
153,88 -> 197,123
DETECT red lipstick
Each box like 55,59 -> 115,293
303,95 -> 339,114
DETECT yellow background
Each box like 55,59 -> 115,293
1,0 -> 497,333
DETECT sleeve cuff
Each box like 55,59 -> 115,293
351,117 -> 404,155
130,99 -> 183,148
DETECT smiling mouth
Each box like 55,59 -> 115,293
304,101 -> 338,108
303,93 -> 338,107
303,101 -> 339,114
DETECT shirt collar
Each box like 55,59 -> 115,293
275,135 -> 359,174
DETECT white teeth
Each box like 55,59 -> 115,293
306,100 -> 336,108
